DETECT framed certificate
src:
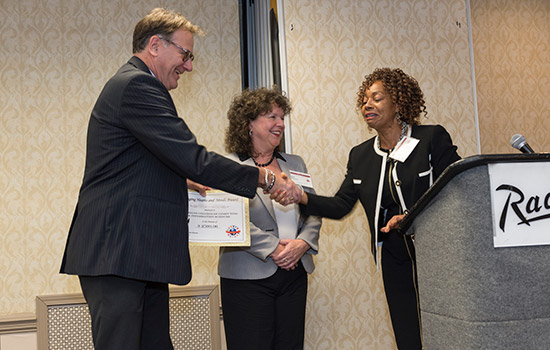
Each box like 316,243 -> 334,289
188,190 -> 250,246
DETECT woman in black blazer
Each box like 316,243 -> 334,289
297,68 -> 460,349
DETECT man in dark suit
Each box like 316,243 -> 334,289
60,8 -> 301,350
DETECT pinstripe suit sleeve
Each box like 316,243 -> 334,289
119,72 -> 258,197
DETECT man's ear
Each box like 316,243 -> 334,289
148,35 -> 162,56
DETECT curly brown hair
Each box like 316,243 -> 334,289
225,87 -> 291,156
356,68 -> 426,125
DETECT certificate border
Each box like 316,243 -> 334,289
188,190 -> 250,247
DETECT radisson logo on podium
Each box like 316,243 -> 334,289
489,162 -> 550,248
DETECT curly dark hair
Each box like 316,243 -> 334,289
356,68 -> 426,125
225,87 -> 292,156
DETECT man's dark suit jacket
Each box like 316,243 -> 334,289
60,56 -> 258,285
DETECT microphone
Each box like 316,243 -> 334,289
510,134 -> 535,154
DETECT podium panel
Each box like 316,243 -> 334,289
402,155 -> 550,350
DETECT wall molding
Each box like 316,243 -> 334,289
0,313 -> 37,334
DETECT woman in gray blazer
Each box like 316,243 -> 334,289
218,87 -> 321,350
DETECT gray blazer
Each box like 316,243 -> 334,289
218,152 -> 322,280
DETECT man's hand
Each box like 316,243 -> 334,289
187,179 -> 211,197
267,172 -> 302,205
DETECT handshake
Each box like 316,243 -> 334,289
260,168 -> 304,206
187,168 -> 306,206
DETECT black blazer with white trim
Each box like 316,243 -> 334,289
303,124 -> 460,259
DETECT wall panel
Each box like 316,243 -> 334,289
471,0 -> 550,154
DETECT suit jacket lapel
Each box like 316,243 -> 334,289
242,157 -> 277,223
277,156 -> 301,227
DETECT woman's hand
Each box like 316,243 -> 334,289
270,182 -> 308,205
270,239 -> 310,270
381,214 -> 405,233
267,172 -> 302,204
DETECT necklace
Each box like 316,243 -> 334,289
253,153 -> 275,167
377,122 -> 408,151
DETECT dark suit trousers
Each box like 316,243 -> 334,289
79,275 -> 173,350
221,264 -> 308,350
381,232 -> 422,350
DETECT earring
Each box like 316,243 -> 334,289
248,130 -> 252,137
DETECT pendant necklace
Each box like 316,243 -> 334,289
378,122 -> 408,152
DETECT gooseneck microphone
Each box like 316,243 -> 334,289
510,134 -> 535,154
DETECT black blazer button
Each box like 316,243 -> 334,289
395,180 -> 402,186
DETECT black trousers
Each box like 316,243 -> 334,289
381,232 -> 422,350
79,275 -> 173,350
221,264 -> 308,350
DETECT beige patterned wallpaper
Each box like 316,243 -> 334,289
2,0 -> 546,349
471,0 -> 550,154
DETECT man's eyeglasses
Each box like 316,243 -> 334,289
158,36 -> 194,63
